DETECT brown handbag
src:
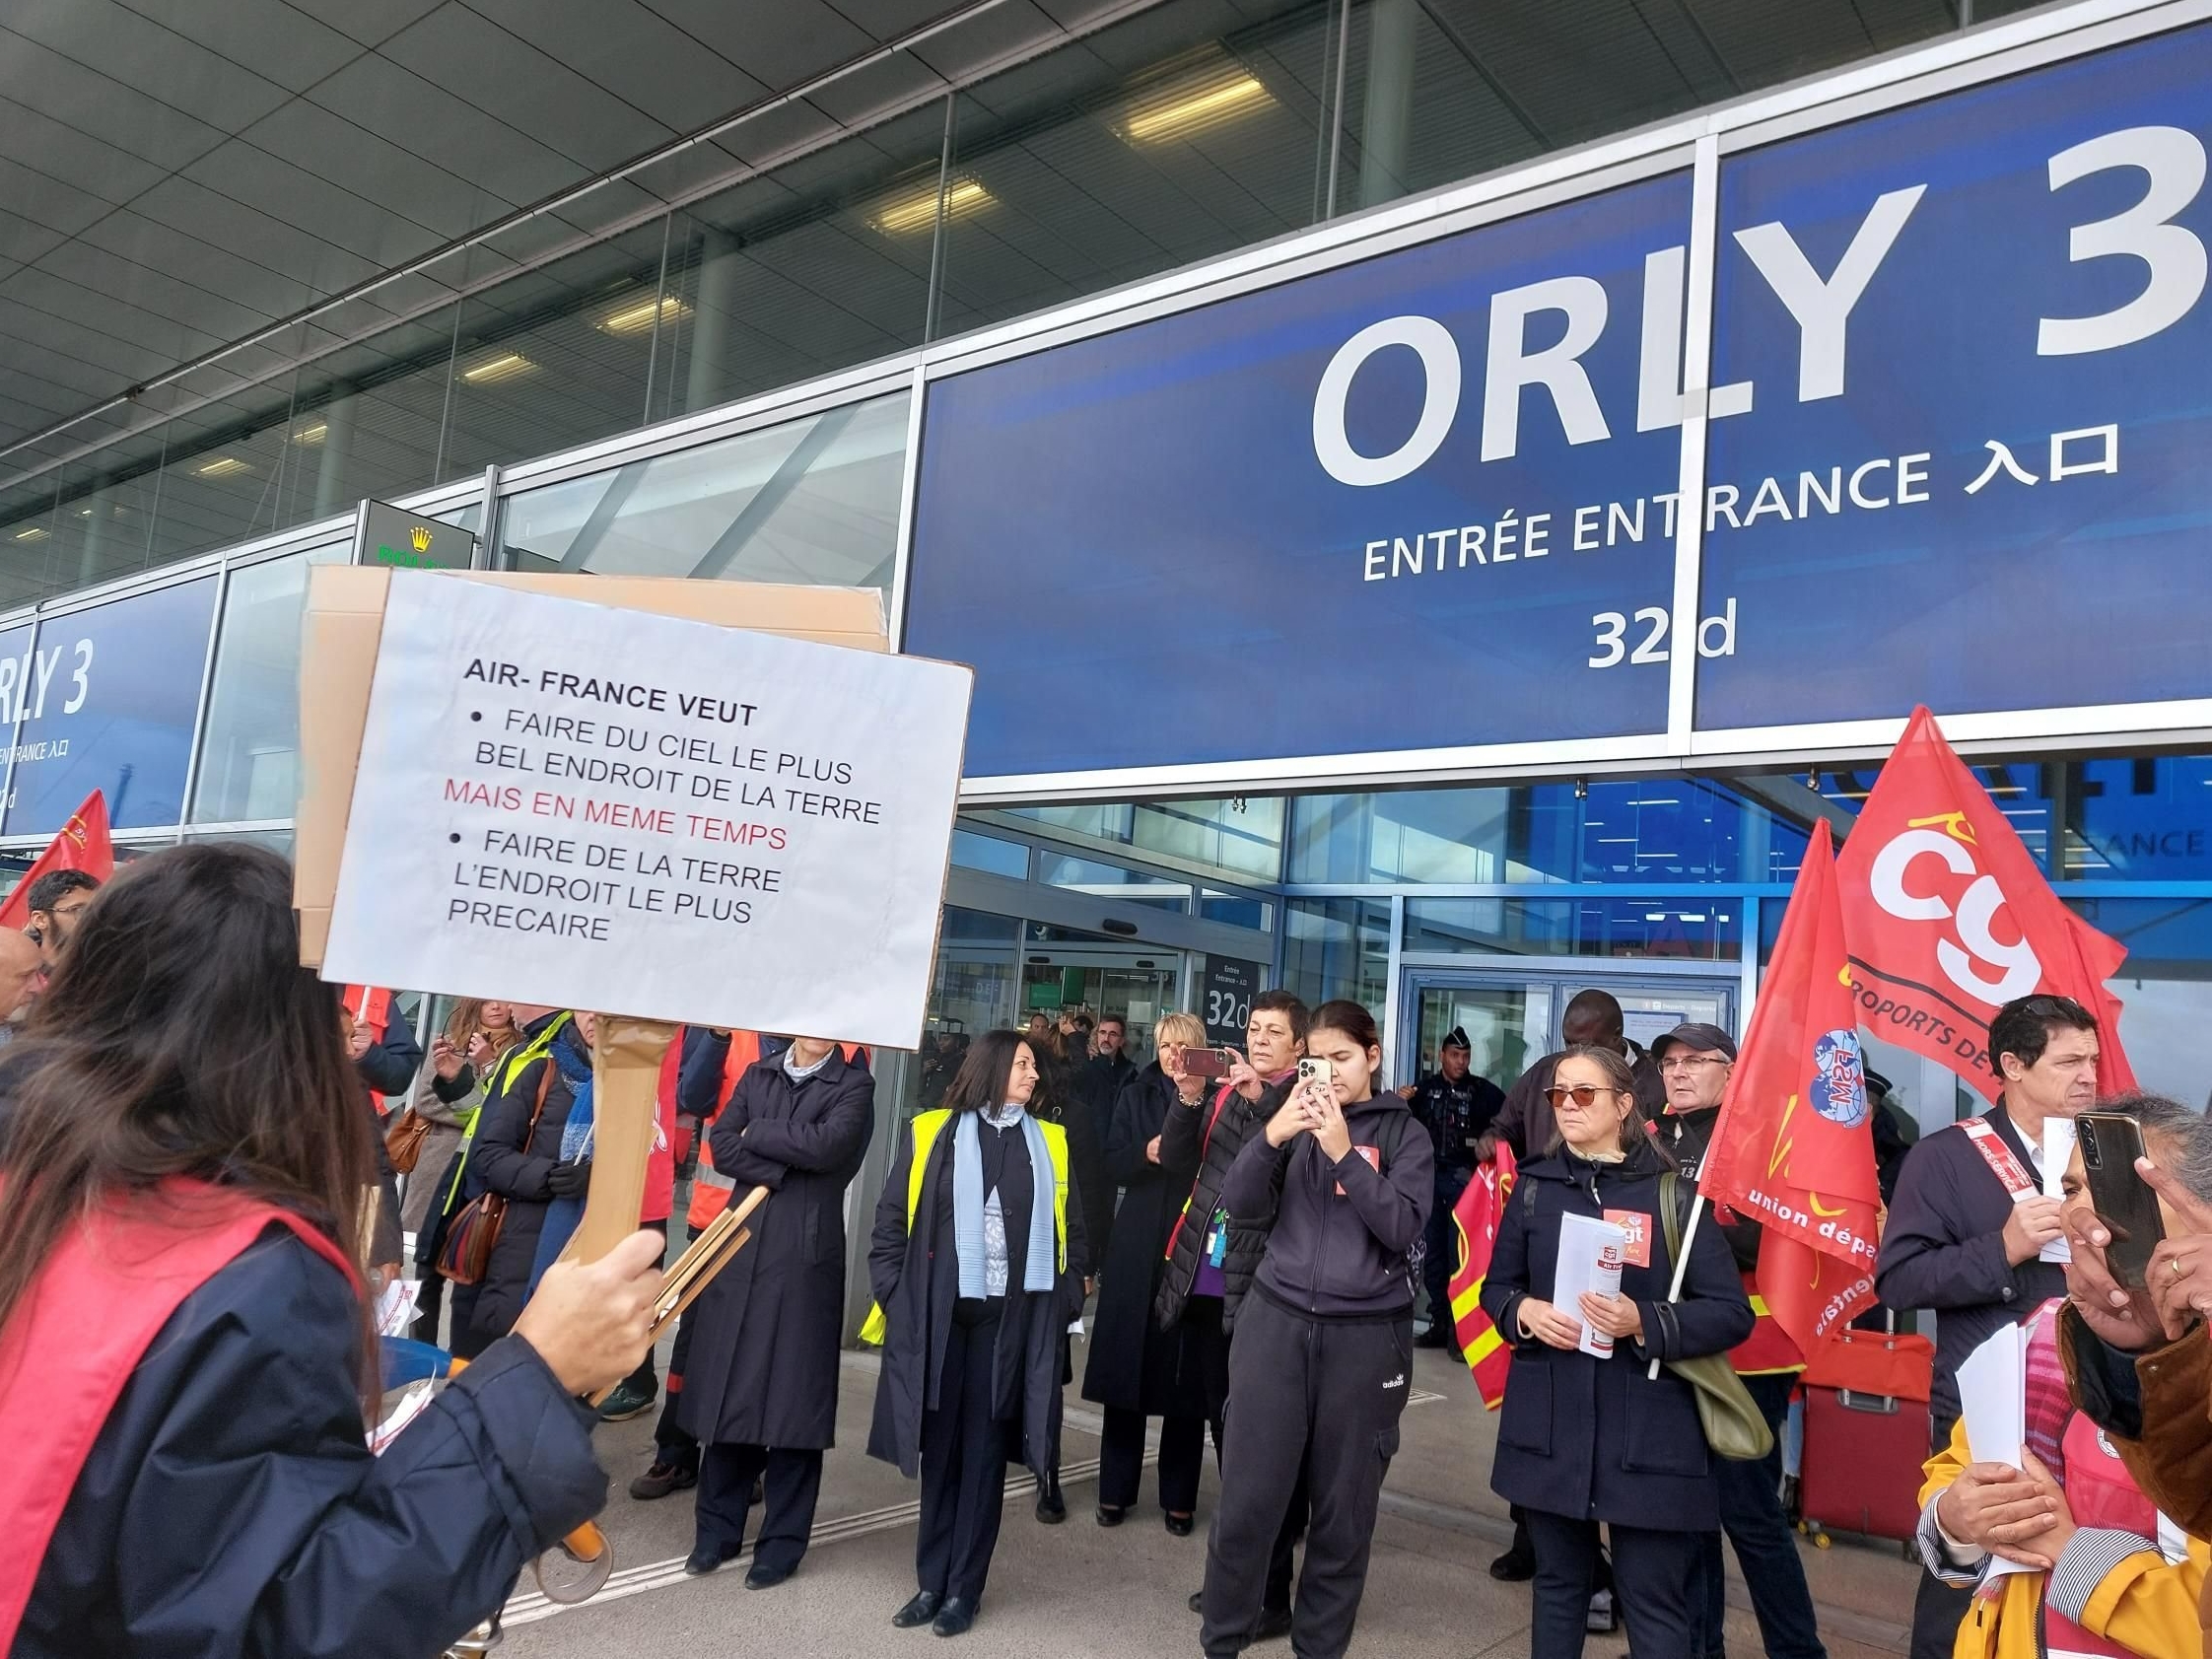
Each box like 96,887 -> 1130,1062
383,1104 -> 435,1174
434,1061 -> 557,1287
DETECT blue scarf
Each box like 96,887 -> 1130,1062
526,1028 -> 596,1299
953,1108 -> 1057,1299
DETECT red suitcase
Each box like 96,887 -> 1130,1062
1796,1323 -> 1936,1547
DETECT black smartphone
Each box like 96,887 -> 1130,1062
1178,1046 -> 1235,1079
2077,1111 -> 2166,1289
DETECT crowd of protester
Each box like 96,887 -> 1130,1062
6,845 -> 2212,1659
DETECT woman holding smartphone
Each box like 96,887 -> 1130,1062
1481,1046 -> 1753,1659
1198,1000 -> 1431,1659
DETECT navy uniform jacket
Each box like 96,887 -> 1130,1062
20,1231 -> 604,1658
1406,1070 -> 1505,1179
1874,1103 -> 2064,1426
1481,1139 -> 1754,1532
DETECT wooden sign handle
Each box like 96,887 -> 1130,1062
570,1013 -> 678,1266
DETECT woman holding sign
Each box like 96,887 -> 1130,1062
864,1030 -> 1088,1639
0,844 -> 665,1659
1480,1047 -> 1754,1659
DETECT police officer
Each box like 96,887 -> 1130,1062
1398,1027 -> 1504,1356
1650,1021 -> 1828,1659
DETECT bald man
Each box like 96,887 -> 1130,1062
1489,989 -> 1665,1163
0,926 -> 44,1040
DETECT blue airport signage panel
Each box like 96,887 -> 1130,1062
4,576 -> 218,835
1700,23 -> 2212,729
905,172 -> 1694,780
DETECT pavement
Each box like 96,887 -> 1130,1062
491,1331 -> 1923,1659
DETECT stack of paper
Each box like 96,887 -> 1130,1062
1957,1323 -> 2034,1580
2039,1119 -> 2075,1264
1555,1212 -> 1630,1358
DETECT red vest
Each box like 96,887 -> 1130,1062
0,1180 -> 359,1648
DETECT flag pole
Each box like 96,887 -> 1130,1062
1647,1192 -> 1706,1381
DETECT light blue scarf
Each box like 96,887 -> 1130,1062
952,1108 -> 1057,1299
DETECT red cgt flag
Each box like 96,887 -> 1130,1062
1698,821 -> 1882,1355
1834,707 -> 2135,1101
1450,1144 -> 1519,1410
0,791 -> 113,933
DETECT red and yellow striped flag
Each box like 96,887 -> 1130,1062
1450,1144 -> 1518,1410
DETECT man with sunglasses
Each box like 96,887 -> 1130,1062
24,868 -> 98,980
1652,1022 -> 1829,1659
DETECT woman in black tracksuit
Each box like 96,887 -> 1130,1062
1482,1045 -> 1754,1659
1199,1000 -> 1432,1659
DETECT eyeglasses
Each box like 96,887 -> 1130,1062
1544,1083 -> 1624,1109
1660,1056 -> 1730,1073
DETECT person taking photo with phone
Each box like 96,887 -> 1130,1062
1198,1000 -> 1431,1659
1482,1045 -> 1754,1659
1914,1090 -> 2211,1659
1877,996 -> 2098,1659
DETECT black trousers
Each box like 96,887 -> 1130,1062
1202,1294 -> 1410,1659
650,1307 -> 702,1471
917,1298 -> 1011,1605
1695,1371 -> 1826,1659
1099,1407 -> 1215,1514
1527,1510 -> 1701,1659
1909,1410 -> 1971,1659
1423,1169 -> 1471,1337
694,1442 -> 823,1572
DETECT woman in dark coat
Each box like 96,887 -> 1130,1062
865,1029 -> 1089,1639
1481,1045 -> 1755,1659
677,1040 -> 875,1583
457,1009 -> 594,1356
0,843 -> 662,1659
1082,1010 -> 1212,1532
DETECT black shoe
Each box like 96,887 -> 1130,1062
683,1543 -> 738,1577
1488,1543 -> 1536,1582
596,1380 -> 657,1422
892,1591 -> 942,1628
745,1562 -> 795,1591
1188,1590 -> 1205,1614
1252,1606 -> 1293,1642
1095,1503 -> 1127,1528
932,1597 -> 978,1637
1035,1474 -> 1066,1524
628,1459 -> 697,1501
1414,1325 -> 1450,1348
1164,1511 -> 1195,1537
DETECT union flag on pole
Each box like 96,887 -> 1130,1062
1834,706 -> 2135,1101
0,791 -> 113,933
1697,821 -> 1882,1355
1451,1143 -> 1518,1410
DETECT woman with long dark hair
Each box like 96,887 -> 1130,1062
864,1028 -> 1088,1638
1199,1000 -> 1430,1659
0,843 -> 663,1658
1482,1045 -> 1754,1659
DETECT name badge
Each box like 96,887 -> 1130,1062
1603,1209 -> 1654,1269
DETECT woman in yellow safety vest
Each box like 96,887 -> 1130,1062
863,1029 -> 1089,1640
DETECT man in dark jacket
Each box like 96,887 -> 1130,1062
1399,1025 -> 1504,1355
1073,1016 -> 1138,1259
1651,1022 -> 1828,1659
677,1039 -> 875,1585
1876,994 -> 2097,1659
1492,989 -> 1665,1162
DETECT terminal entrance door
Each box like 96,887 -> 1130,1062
1397,966 -> 1738,1094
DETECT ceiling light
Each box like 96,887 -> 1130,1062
867,176 -> 991,237
462,351 -> 534,385
13,526 -> 47,542
599,294 -> 691,335
195,456 -> 250,478
1117,66 -> 1274,144
1644,912 -> 1668,923
293,421 -> 328,445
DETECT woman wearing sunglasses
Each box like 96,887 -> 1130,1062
1481,1045 -> 1754,1659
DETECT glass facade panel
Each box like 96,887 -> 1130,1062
191,542 -> 353,824
912,906 -> 1023,1115
996,797 -> 1284,884
1406,896 -> 1742,961
1282,897 -> 1390,1012
2063,757 -> 2212,881
498,392 -> 909,592
1037,852 -> 1192,912
950,827 -> 1030,879
2064,897 -> 2212,1109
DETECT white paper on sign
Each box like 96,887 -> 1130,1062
1956,1323 -> 2036,1579
2040,1120 -> 2075,1264
1554,1212 -> 1630,1358
320,576 -> 973,1050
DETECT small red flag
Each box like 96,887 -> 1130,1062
1835,707 -> 2135,1100
0,792 -> 113,933
1450,1144 -> 1519,1410
1699,822 -> 1883,1355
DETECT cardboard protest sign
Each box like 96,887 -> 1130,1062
317,571 -> 971,1051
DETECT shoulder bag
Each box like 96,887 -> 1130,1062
1654,1171 -> 1774,1463
382,1102 -> 434,1174
434,1060 -> 556,1286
